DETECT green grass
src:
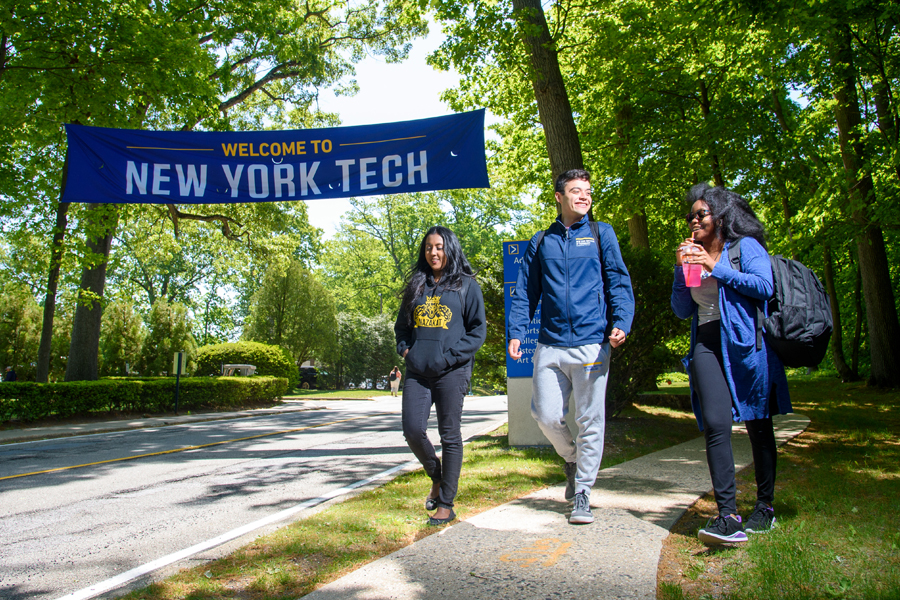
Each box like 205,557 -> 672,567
659,376 -> 900,599
118,403 -> 702,600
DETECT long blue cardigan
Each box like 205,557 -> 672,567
670,236 -> 792,430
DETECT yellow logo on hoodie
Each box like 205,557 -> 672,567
414,296 -> 452,329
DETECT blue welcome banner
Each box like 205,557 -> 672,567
62,110 -> 489,204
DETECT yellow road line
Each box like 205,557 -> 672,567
0,412 -> 395,482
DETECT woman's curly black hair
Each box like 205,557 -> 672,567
687,183 -> 767,251
400,226 -> 475,326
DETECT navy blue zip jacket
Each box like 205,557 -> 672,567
395,275 -> 487,378
508,215 -> 635,347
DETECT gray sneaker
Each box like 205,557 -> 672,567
569,491 -> 594,524
564,462 -> 577,501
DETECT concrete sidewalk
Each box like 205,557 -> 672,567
301,413 -> 810,600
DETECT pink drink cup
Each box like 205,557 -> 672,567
681,242 -> 702,287
682,262 -> 702,287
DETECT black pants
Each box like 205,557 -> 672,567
401,365 -> 471,508
692,321 -> 778,516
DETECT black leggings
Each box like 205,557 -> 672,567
401,365 -> 471,508
692,321 -> 778,516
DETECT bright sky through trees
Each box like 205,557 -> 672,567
308,29 -> 461,238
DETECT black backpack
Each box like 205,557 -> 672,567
389,371 -> 397,381
728,238 -> 833,368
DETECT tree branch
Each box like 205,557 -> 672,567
164,205 -> 250,246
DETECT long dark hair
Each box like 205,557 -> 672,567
400,226 -> 474,325
687,183 -> 767,250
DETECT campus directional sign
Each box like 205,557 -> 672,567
503,239 -> 540,378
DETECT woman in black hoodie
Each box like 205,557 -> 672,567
395,226 -> 487,525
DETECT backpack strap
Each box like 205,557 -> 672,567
534,229 -> 546,257
726,237 -> 764,351
458,275 -> 470,307
589,220 -> 604,263
535,221 -> 603,262
530,222 -> 605,324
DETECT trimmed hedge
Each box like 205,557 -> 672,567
0,376 -> 289,422
195,341 -> 298,389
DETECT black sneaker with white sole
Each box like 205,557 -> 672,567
745,502 -> 777,533
698,514 -> 747,545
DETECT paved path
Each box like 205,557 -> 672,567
300,413 -> 809,600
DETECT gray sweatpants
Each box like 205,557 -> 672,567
531,342 -> 611,495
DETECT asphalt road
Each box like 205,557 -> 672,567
0,395 -> 508,600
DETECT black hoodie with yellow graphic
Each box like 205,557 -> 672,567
394,275 -> 487,378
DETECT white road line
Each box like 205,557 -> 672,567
54,460 -> 418,600
55,414 -> 507,600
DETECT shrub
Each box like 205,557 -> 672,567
0,376 -> 290,422
194,341 -> 298,389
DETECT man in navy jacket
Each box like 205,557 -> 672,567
508,169 -> 634,524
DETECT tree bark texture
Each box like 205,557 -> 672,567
698,78 -> 724,186
627,211 -> 650,250
511,0 -> 583,185
852,256 -> 863,374
36,158 -> 70,383
614,102 -> 651,249
823,245 -> 856,381
65,204 -> 119,382
830,24 -> 900,386
871,74 -> 900,182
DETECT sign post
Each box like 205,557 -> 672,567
173,351 -> 186,414
504,240 -> 578,447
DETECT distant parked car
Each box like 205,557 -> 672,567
298,366 -> 320,389
358,378 -> 373,390
347,382 -> 356,390
222,364 -> 256,377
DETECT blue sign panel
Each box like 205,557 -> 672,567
62,110 -> 489,204
504,240 -> 540,378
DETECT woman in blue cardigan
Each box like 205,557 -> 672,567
671,184 -> 792,545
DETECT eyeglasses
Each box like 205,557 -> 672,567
685,209 -> 711,223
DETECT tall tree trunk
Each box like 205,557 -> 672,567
627,211 -> 650,250
823,245 -> 857,381
698,78 -> 724,186
36,158 -> 70,383
852,255 -> 863,374
871,74 -> 900,182
511,0 -> 583,184
65,204 -> 119,381
773,165 -> 799,260
830,24 -> 900,386
614,101 -> 651,249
